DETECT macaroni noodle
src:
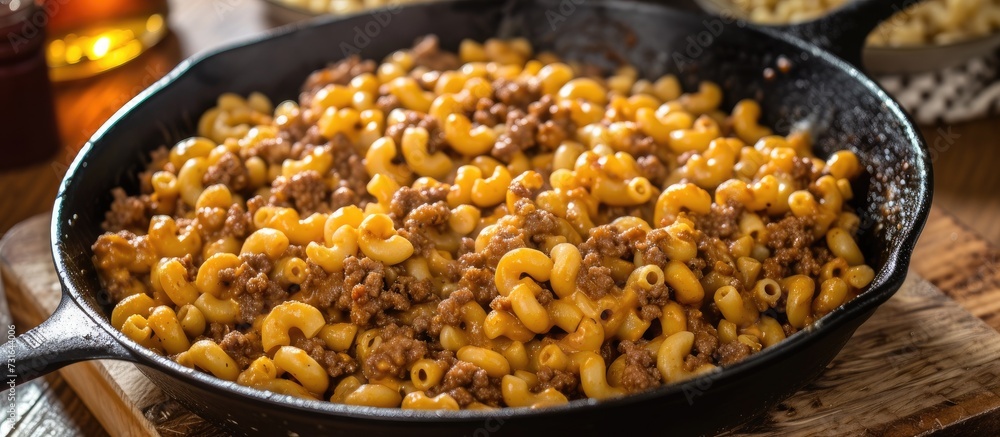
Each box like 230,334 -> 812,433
93,36 -> 875,411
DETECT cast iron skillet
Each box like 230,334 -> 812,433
10,0 -> 931,434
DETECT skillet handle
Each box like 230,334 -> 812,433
777,0 -> 923,68
5,294 -> 136,386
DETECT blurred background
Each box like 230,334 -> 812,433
0,0 -> 998,433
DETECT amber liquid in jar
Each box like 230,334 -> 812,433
43,0 -> 168,81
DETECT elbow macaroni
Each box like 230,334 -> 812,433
93,37 -> 875,410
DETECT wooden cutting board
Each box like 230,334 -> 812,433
2,207 -> 998,436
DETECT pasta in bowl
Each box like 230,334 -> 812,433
713,0 -> 1000,47
694,0 -> 1000,73
92,36 -> 875,410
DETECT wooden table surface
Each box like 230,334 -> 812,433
0,0 -> 998,435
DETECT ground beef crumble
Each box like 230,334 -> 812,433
575,224 -> 646,299
685,309 -> 719,371
399,201 -> 451,256
270,170 -> 330,215
691,201 -> 743,240
219,330 -> 263,369
203,152 -> 249,193
431,361 -> 503,407
384,110 -> 448,155
428,288 -> 472,335
327,133 -> 371,201
411,35 -> 460,71
618,341 -> 661,391
301,55 -> 376,103
363,324 -> 426,381
473,97 -> 508,127
222,204 -> 252,239
536,366 -> 580,397
762,216 -> 832,279
492,109 -> 539,162
220,253 -> 289,324
344,256 -> 409,327
716,340 -> 752,366
577,252 -> 615,299
103,188 -> 151,232
297,261 -> 349,310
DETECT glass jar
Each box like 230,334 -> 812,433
0,0 -> 61,170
